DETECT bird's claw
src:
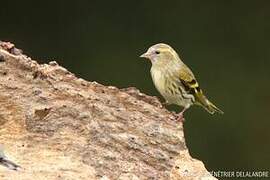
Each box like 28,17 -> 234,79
176,113 -> 185,123
161,101 -> 170,108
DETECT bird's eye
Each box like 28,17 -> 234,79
155,51 -> 160,54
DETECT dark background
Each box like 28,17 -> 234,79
1,0 -> 269,176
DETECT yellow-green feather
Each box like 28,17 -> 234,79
178,63 -> 224,114
193,87 -> 224,114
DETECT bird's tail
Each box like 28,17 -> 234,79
194,91 -> 224,114
203,99 -> 224,114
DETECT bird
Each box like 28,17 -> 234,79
140,43 -> 223,122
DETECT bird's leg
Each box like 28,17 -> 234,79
176,107 -> 188,122
161,100 -> 170,107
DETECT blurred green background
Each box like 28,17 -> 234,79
1,0 -> 269,176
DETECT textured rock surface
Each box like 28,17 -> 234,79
0,42 -> 216,179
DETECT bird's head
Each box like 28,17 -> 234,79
140,43 -> 179,66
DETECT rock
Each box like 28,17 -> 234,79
0,41 -> 216,179
0,145 -> 21,171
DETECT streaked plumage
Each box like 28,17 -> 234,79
140,43 -> 223,121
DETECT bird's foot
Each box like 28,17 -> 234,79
176,112 -> 185,123
161,101 -> 170,108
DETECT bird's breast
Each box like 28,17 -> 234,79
150,67 -> 193,107
150,68 -> 167,95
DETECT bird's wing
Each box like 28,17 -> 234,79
177,64 -> 223,114
178,64 -> 200,94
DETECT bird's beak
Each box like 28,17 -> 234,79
140,52 -> 150,59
